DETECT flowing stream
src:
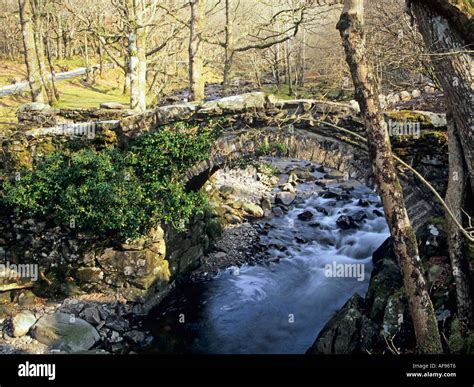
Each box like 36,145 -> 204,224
143,160 -> 390,354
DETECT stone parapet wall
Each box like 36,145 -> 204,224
16,102 -> 134,129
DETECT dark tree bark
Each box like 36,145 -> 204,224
410,1 -> 474,193
445,114 -> 474,326
410,0 -> 474,327
337,0 -> 443,354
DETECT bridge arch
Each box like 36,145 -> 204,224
185,124 -> 439,231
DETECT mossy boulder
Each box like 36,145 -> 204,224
307,293 -> 365,354
366,258 -> 403,324
205,218 -> 222,240
31,313 -> 100,352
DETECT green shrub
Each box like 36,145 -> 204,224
273,142 -> 288,155
255,162 -> 278,177
256,142 -> 287,157
1,120 -> 220,240
256,143 -> 270,156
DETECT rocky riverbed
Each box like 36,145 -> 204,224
138,158 -> 394,354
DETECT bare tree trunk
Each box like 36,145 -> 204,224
98,41 -> 104,78
31,0 -> 54,105
189,0 -> 205,102
445,114 -> 474,326
129,31 -> 139,106
62,26 -> 69,59
275,45 -> 281,88
128,0 -> 147,111
45,12 -> 60,100
137,33 -> 147,110
300,27 -> 306,87
286,31 -> 293,96
18,0 -> 44,103
337,0 -> 442,354
84,33 -> 93,83
123,53 -> 131,95
223,0 -> 234,96
250,51 -> 262,88
56,13 -> 63,60
410,1 -> 474,194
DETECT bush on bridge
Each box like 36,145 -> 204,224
1,120 -> 221,240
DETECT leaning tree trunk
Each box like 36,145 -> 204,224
337,0 -> 443,354
18,0 -> 44,103
189,0 -> 206,102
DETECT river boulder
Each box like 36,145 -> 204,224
31,313 -> 100,352
275,192 -> 296,206
11,310 -> 37,337
297,211 -> 314,221
306,293 -> 365,354
336,215 -> 358,230
242,203 -> 264,218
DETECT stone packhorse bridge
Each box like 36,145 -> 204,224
6,92 -> 448,230
0,93 -> 448,309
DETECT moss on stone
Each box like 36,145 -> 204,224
99,127 -> 118,144
205,217 -> 222,240
35,140 -> 57,157
387,110 -> 430,123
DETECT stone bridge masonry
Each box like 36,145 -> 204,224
4,92 -> 449,231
